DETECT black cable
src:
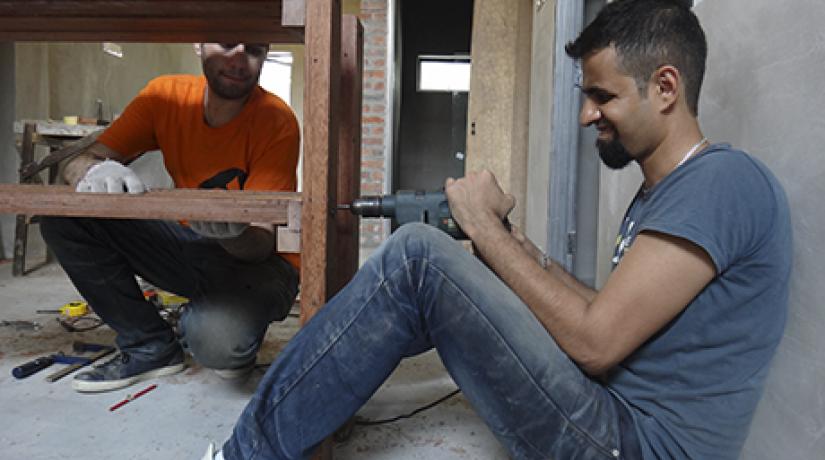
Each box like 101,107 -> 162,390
354,388 -> 462,426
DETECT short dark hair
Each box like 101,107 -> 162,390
565,0 -> 707,116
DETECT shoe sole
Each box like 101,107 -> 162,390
72,362 -> 186,393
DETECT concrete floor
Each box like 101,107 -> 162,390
0,254 -> 508,460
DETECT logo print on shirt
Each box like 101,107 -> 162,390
199,168 -> 248,191
612,219 -> 635,267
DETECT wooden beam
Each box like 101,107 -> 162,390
0,185 -> 300,223
332,15 -> 363,294
282,0 -> 307,27
12,124 -> 36,277
300,0 -> 342,324
0,1 -> 304,43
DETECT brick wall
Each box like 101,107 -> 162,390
358,0 -> 390,253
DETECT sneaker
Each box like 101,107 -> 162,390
72,350 -> 186,393
202,442 -> 225,460
213,361 -> 256,380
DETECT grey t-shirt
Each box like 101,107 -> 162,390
606,144 -> 792,459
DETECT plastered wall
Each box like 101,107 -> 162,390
694,1 -> 825,458
594,1 -> 825,457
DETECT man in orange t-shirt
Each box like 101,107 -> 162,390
40,43 -> 300,393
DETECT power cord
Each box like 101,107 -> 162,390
353,388 -> 462,426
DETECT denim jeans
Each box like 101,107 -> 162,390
223,223 -> 640,459
40,216 -> 298,369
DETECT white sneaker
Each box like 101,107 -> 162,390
213,361 -> 255,380
202,442 -> 225,460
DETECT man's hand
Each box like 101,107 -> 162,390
189,221 -> 250,239
444,170 -> 515,239
75,159 -> 146,194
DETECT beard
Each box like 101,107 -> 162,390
596,138 -> 634,170
201,58 -> 260,100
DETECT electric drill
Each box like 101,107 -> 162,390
339,190 -> 468,239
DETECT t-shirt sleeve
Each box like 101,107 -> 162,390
96,80 -> 162,161
243,106 -> 300,192
637,152 -> 778,274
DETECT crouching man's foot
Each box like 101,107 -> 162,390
72,349 -> 186,393
202,442 -> 225,460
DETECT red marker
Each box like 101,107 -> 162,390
109,384 -> 158,412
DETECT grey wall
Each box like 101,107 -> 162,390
593,1 -> 825,457
693,1 -> 825,458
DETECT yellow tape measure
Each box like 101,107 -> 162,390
59,301 -> 89,318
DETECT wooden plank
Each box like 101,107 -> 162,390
0,185 -> 300,223
331,15 -> 363,294
12,123 -> 36,277
0,1 -> 305,43
282,0 -> 307,27
300,0 -> 342,325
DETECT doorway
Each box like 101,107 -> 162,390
393,0 -> 474,192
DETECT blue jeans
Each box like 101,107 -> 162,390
40,217 -> 298,369
223,223 -> 640,459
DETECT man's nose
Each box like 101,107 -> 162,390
579,98 -> 601,127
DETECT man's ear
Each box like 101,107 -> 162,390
193,43 -> 202,57
651,65 -> 680,112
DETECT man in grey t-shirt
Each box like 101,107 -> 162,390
205,2 -> 791,459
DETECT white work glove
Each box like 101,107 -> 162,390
76,159 -> 146,194
189,220 -> 249,239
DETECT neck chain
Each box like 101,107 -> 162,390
642,137 -> 708,196
676,137 -> 708,168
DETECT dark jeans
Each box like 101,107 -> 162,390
223,223 -> 641,459
40,216 -> 299,369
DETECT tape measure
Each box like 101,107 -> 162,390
37,301 -> 89,318
59,301 -> 89,317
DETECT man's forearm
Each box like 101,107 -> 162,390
467,219 -> 605,373
544,257 -> 598,303
63,142 -> 126,186
63,152 -> 103,186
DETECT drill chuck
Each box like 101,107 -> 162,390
347,195 -> 388,217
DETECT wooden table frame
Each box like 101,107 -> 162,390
0,0 -> 363,317
0,4 -> 363,455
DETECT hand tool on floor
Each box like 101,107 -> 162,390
12,352 -> 93,379
45,341 -> 116,382
338,190 -> 511,240
0,320 -> 41,331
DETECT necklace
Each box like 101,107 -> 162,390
642,137 -> 708,196
676,137 -> 708,168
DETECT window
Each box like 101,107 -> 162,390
259,51 -> 293,105
417,55 -> 471,93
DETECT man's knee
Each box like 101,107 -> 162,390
180,305 -> 265,369
383,222 -> 455,257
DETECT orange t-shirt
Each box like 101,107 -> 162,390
98,75 -> 301,270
